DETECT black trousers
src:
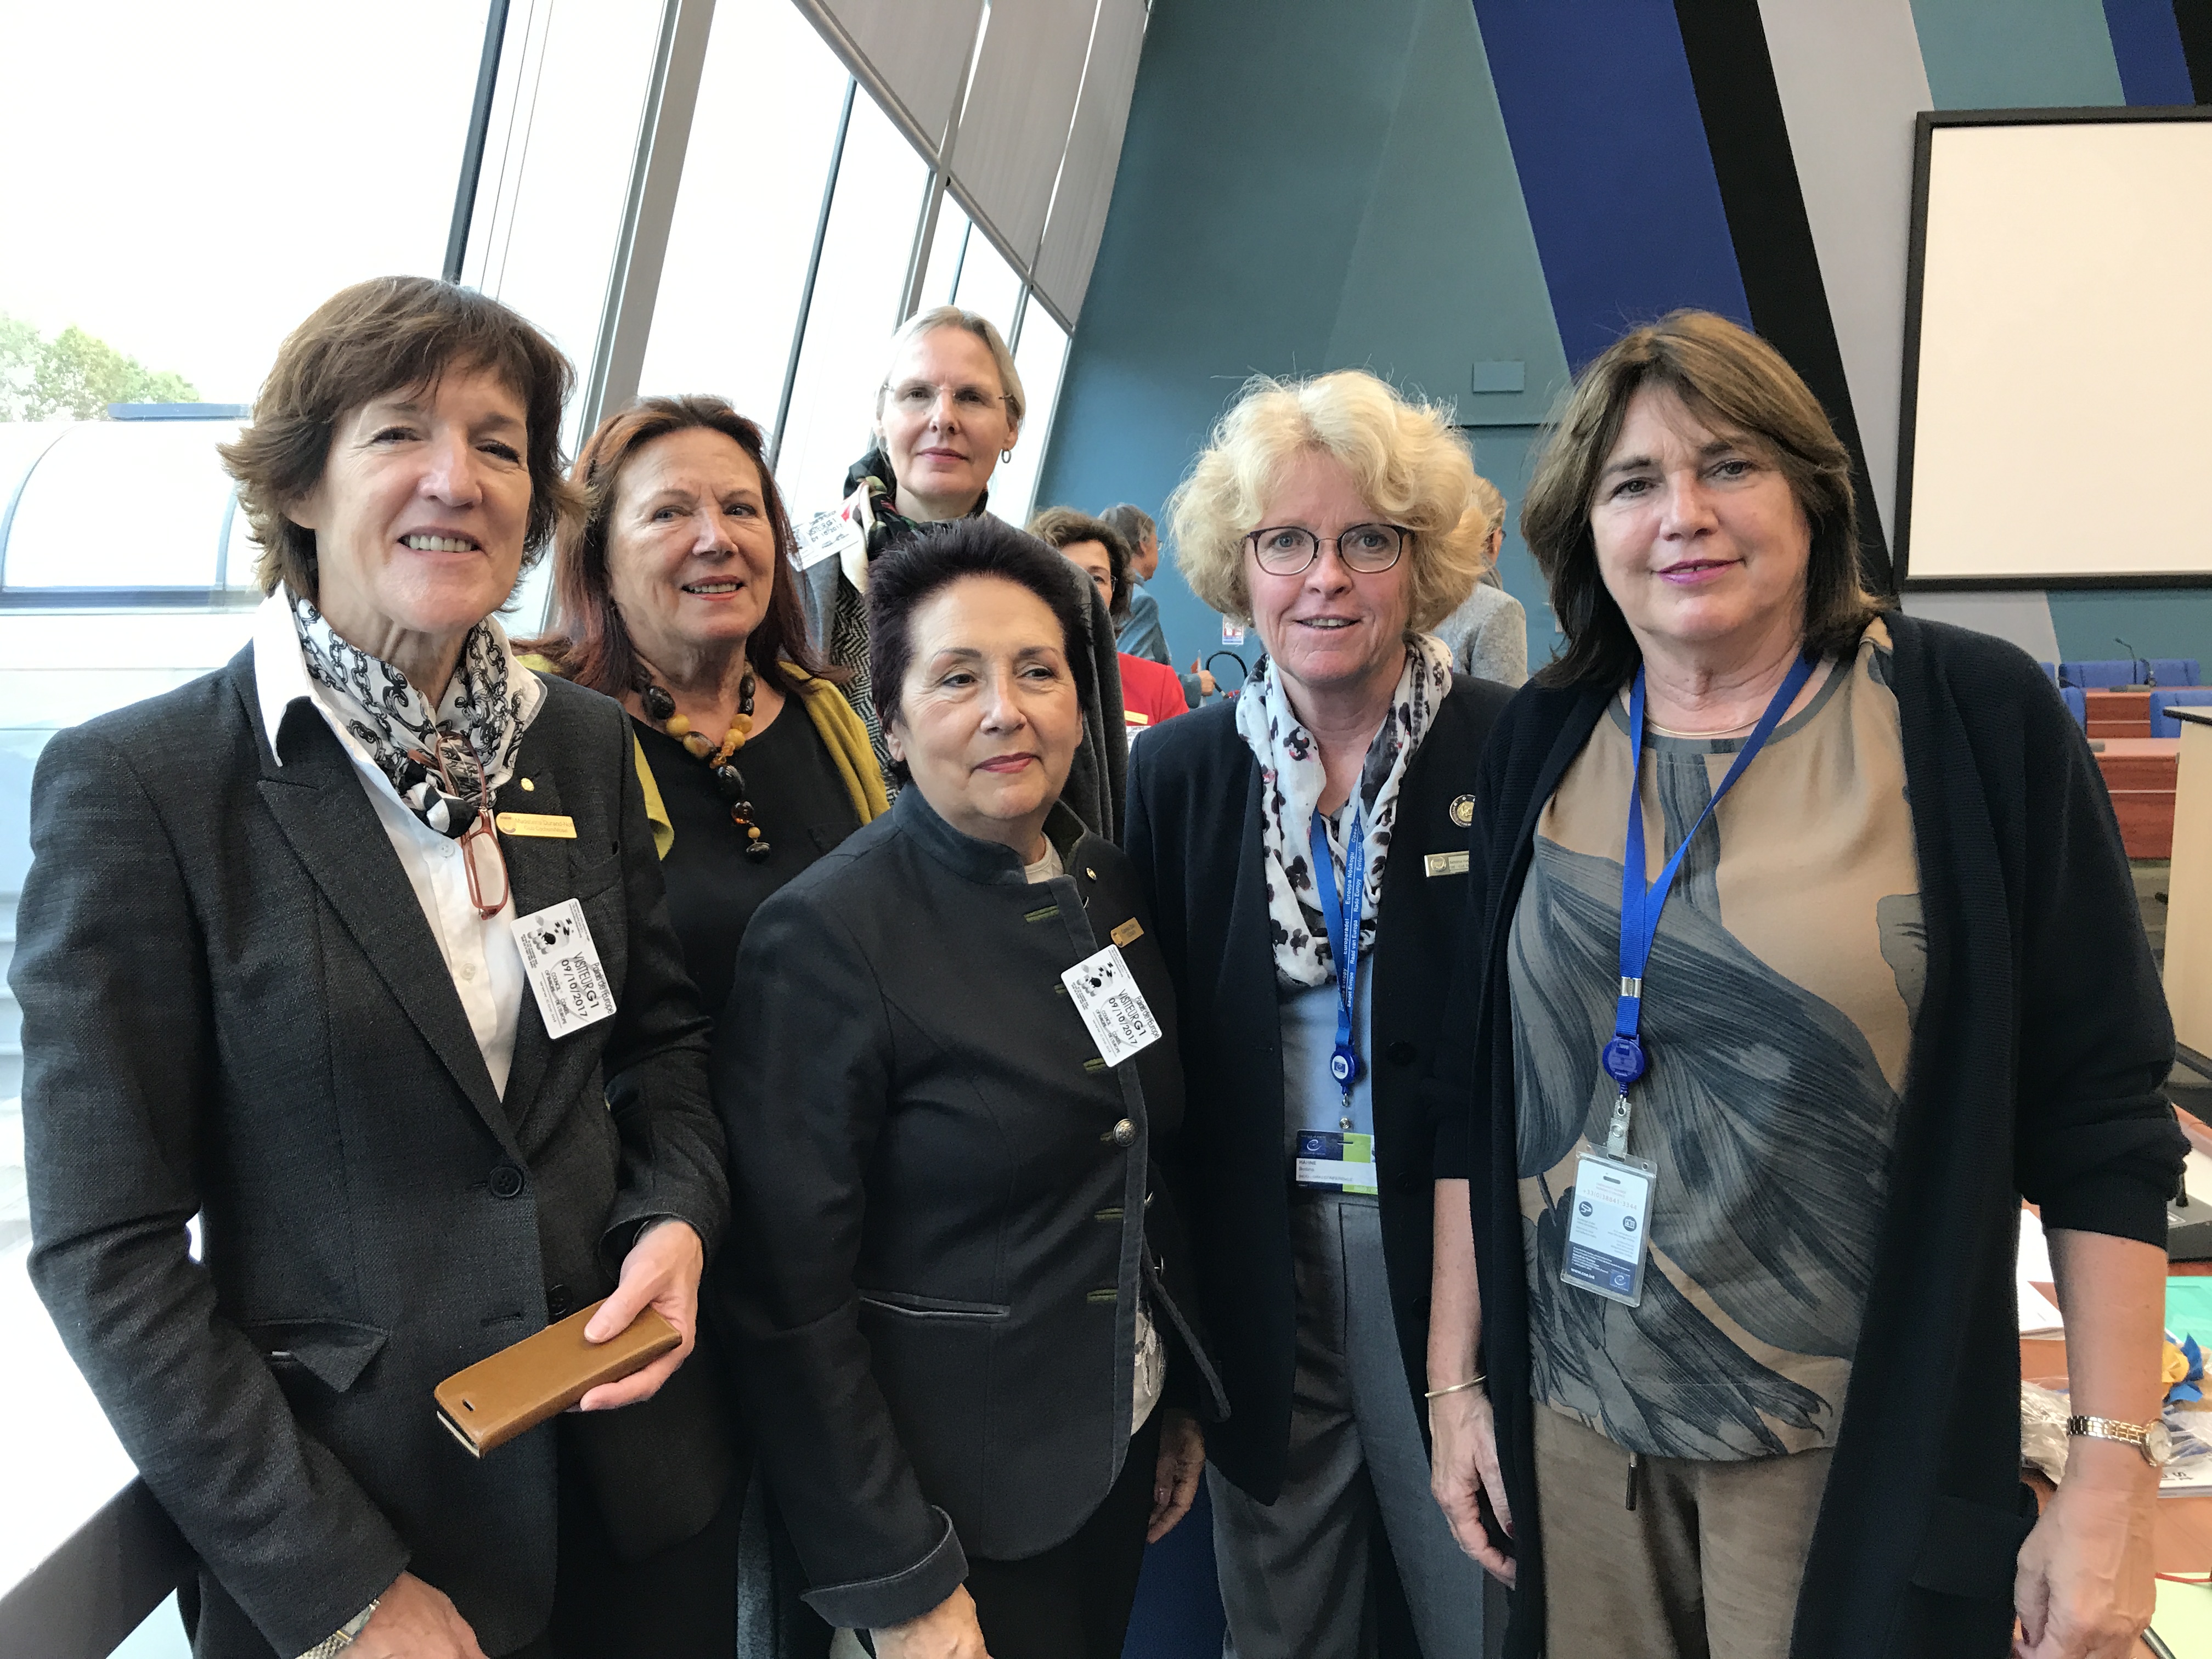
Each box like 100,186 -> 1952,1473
505,1443 -> 743,1658
963,1406 -> 1163,1659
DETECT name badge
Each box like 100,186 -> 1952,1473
792,506 -> 863,572
1423,850 -> 1469,878
1062,944 -> 1163,1068
1110,917 -> 1144,947
1560,1148 -> 1656,1306
495,811 -> 577,838
512,899 -> 616,1039
1295,1129 -> 1378,1194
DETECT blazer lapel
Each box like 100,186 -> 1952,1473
251,693 -> 519,1157
492,762 -> 572,1129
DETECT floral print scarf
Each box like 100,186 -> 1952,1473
1234,633 -> 1453,989
289,587 -> 543,836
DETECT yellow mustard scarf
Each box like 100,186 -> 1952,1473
515,656 -> 888,859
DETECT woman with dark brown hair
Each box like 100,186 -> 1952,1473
1430,309 -> 2180,1657
524,395 -> 885,1021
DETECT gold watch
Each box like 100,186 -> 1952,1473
2067,1414 -> 2174,1468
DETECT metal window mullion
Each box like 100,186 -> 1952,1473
898,1 -> 990,322
443,0 -> 514,283
579,0 -> 716,438
770,77 -> 857,471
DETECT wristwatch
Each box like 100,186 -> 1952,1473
2067,1413 -> 2175,1469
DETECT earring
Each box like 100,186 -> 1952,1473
1000,448 -> 1014,464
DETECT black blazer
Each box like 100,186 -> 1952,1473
1458,614 -> 2185,1657
1122,676 -> 1513,1500
10,649 -> 731,1659
712,787 -> 1221,1632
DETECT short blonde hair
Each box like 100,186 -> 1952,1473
1470,473 -> 1507,537
876,305 -> 1026,427
1166,370 -> 1488,631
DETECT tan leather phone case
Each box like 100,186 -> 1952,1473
435,1301 -> 680,1458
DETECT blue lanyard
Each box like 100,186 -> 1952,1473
1308,808 -> 1367,1102
1599,655 -> 1817,1127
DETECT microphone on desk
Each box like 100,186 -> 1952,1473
2119,636 -> 2155,687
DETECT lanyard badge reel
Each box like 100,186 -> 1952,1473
1292,810 -> 1379,1195
1560,655 -> 1815,1310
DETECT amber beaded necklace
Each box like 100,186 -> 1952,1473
635,669 -> 772,861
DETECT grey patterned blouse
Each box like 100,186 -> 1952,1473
1508,620 -> 1922,1460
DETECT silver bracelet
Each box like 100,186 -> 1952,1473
1425,1375 -> 1486,1400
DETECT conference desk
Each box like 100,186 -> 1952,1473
2096,737 -> 2180,859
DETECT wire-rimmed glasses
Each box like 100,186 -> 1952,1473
1245,523 -> 1408,576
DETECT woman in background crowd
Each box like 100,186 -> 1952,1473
1031,505 -> 1189,740
1102,501 -> 1213,708
14,276 -> 733,1659
1434,309 -> 2180,1657
1127,368 -> 1511,1659
1432,473 -> 1528,687
523,394 -> 885,1020
794,306 -> 1124,834
718,519 -> 1216,1659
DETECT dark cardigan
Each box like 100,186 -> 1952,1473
1458,613 -> 2185,1658
1125,675 -> 1513,1499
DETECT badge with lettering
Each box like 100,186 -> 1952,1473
1110,917 -> 1144,947
511,899 -> 616,1039
495,811 -> 577,838
792,506 -> 864,572
1062,944 -> 1163,1067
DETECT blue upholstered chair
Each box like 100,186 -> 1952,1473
2039,662 -> 2059,684
2149,689 -> 2212,737
2061,687 -> 2087,730
2059,659 -> 2142,689
2149,658 -> 2202,688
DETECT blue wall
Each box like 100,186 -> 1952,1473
1035,0 -> 1568,675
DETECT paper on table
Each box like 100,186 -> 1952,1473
2151,1575 -> 2212,1654
2018,1207 -> 2062,1336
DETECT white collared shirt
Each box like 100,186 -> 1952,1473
252,590 -> 524,1097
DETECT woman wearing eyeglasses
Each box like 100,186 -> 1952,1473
795,304 -> 1126,835
12,277 -> 735,1659
1124,370 -> 1515,1658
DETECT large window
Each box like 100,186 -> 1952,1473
636,0 -> 852,430
769,89 -> 932,517
0,0 -> 1146,1640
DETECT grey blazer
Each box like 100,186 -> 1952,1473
10,649 -> 730,1659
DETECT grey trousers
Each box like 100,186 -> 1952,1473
1210,1194 -> 1502,1659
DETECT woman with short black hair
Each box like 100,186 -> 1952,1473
715,517 -> 1216,1659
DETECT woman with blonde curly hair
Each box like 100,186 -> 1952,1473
1124,369 -> 1512,1658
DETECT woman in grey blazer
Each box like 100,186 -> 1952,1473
714,519 -> 1218,1659
9,278 -> 734,1659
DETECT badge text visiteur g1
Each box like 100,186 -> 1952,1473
512,899 -> 616,1039
1061,944 -> 1163,1068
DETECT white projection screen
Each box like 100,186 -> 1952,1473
1896,111 -> 2212,587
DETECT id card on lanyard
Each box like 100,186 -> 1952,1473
1297,808 -> 1376,1193
1562,654 -> 1815,1307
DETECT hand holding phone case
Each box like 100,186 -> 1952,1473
434,1300 -> 680,1457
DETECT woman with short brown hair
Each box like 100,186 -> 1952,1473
16,276 -> 736,1659
1432,309 -> 2180,1657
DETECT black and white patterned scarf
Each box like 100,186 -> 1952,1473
288,588 -> 542,837
1234,633 -> 1452,989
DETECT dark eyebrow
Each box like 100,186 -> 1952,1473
1599,453 -> 1656,479
358,397 -> 524,438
